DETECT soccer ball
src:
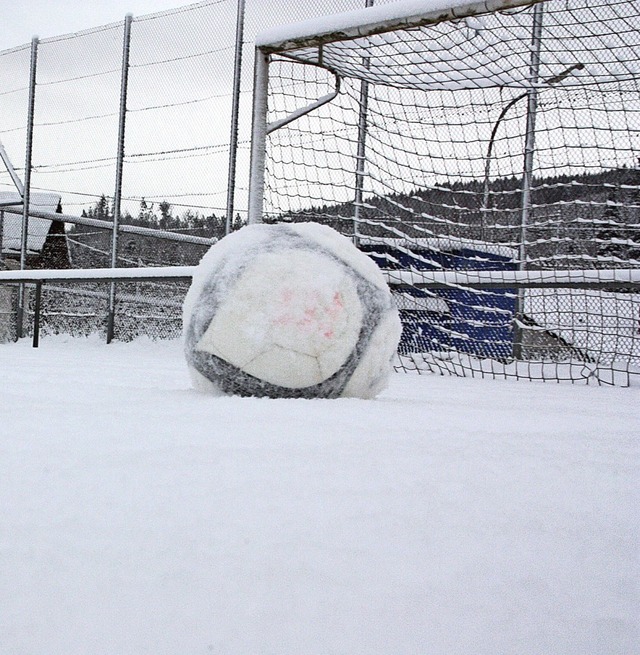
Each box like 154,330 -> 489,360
183,222 -> 401,399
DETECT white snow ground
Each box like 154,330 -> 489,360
1,336 -> 638,655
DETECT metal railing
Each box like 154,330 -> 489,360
0,267 -> 194,346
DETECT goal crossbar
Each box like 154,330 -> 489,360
256,0 -> 541,52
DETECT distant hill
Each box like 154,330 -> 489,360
270,165 -> 640,268
67,166 -> 639,269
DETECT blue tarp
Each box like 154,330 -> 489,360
360,242 -> 517,359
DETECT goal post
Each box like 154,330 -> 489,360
247,0 -> 542,225
248,0 -> 640,385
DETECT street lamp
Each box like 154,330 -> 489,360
480,62 -> 585,220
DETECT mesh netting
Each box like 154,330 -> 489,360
255,0 -> 640,384
0,280 -> 188,342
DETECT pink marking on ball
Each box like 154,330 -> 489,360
272,288 -> 346,339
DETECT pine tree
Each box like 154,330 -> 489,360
158,201 -> 172,230
138,198 -> 155,227
95,194 -> 110,220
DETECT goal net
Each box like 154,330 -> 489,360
248,0 -> 640,385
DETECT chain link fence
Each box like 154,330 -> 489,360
1,0 -> 639,385
0,0 -> 388,234
0,0 -> 386,342
31,280 -> 189,340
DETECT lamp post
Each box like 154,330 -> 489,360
481,62 -> 584,220
477,46 -> 584,360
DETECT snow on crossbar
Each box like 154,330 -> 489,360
256,0 -> 540,52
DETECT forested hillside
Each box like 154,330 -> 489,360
66,197 -> 241,268
274,165 -> 640,268
67,165 -> 639,269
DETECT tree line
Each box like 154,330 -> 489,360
274,164 -> 640,268
66,164 -> 639,269
67,197 -> 244,268
78,196 -> 244,237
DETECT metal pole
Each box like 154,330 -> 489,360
32,280 -> 42,348
247,48 -> 270,225
1,204 -> 216,246
513,2 -> 543,360
225,0 -> 246,235
481,64 -> 583,221
107,14 -> 133,344
353,0 -> 374,246
16,36 -> 39,341
520,3 -> 544,263
353,81 -> 369,245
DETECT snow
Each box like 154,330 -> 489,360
386,267 -> 640,287
0,191 -> 61,255
254,0 -> 634,93
2,264 -> 639,286
358,235 -> 519,260
0,265 -> 196,282
255,0 -> 535,50
1,335 -> 638,655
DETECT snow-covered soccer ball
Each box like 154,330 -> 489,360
183,222 -> 401,399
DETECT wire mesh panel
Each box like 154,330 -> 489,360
0,45 -> 31,188
30,24 -> 125,220
122,2 -> 239,223
252,0 -> 640,384
0,281 -> 16,342
0,44 -> 33,254
1,279 -> 188,342
396,283 -> 640,386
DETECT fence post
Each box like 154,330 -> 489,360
107,14 -> 133,344
353,0 -> 374,246
225,0 -> 246,235
32,281 -> 42,348
513,2 -> 543,360
16,36 -> 38,341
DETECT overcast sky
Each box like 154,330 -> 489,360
1,0 -> 195,51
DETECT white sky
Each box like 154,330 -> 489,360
0,0 -> 193,51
